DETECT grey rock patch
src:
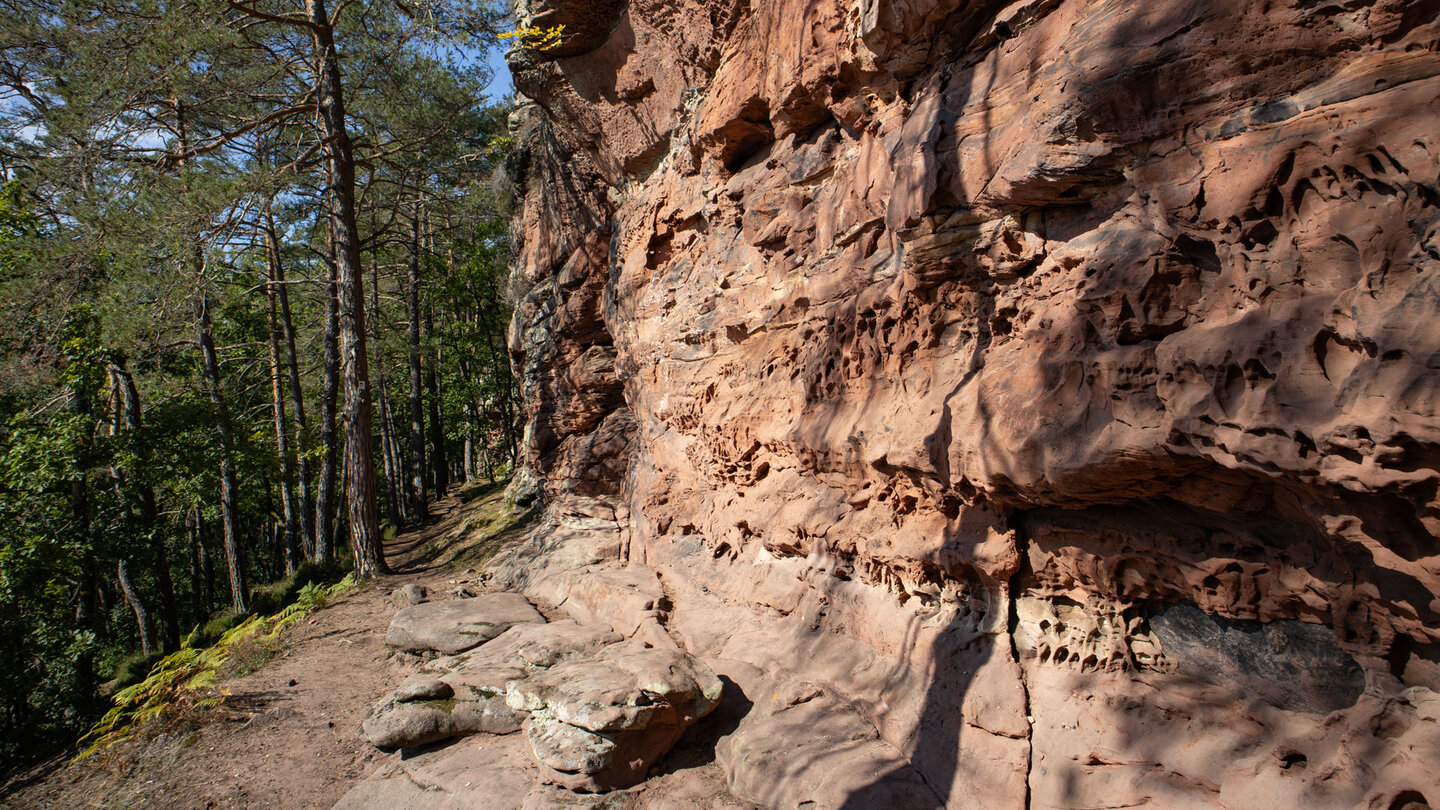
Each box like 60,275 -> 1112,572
394,676 -> 453,703
1148,601 -> 1364,714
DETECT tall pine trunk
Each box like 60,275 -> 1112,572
186,508 -> 205,618
115,560 -> 154,656
371,255 -> 404,530
425,302 -> 448,497
305,0 -> 385,576
315,233 -> 341,565
265,228 -> 301,574
109,361 -> 180,650
178,99 -> 246,609
71,379 -> 98,697
269,214 -> 316,559
421,204 -> 449,496
198,291 -> 248,613
378,380 -> 405,527
406,205 -> 429,521
463,406 -> 476,484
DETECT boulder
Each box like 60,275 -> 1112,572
393,675 -> 452,703
507,640 -> 724,791
527,566 -> 667,637
386,593 -> 544,654
365,621 -> 628,750
390,583 -> 428,608
362,678 -> 522,748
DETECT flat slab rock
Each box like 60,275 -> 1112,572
437,619 -> 625,676
386,592 -> 544,655
332,731 -> 755,810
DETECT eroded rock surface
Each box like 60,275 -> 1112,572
496,0 -> 1440,806
510,640 -> 724,791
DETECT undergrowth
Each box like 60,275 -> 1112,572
74,574 -> 357,762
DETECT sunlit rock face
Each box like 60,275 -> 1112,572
500,0 -> 1440,807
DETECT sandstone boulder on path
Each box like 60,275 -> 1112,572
418,620 -> 624,696
361,675 -> 522,748
386,592 -> 544,654
389,583 -> 428,608
365,621 -> 625,749
508,640 -> 724,791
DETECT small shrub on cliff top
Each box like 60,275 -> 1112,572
498,23 -> 565,51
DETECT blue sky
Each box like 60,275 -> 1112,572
482,45 -> 514,102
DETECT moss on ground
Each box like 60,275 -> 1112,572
419,698 -> 459,715
405,479 -> 538,571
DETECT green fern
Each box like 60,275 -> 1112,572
74,572 -> 359,761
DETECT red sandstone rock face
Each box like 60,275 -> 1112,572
501,0 -> 1440,807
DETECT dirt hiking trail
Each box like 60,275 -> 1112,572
4,484 -> 522,810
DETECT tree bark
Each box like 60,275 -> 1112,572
176,96 -> 246,610
463,407 -> 475,484
370,255 -> 403,530
265,227 -> 301,575
198,292 -> 249,613
304,0 -> 386,576
377,378 -> 405,528
109,361 -> 180,650
263,233 -> 299,573
186,507 -> 203,619
420,203 -> 450,496
191,507 -> 215,616
269,214 -> 316,559
425,301 -> 448,497
315,231 -> 340,565
115,559 -> 154,657
406,204 -> 430,521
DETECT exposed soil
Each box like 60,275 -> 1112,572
2,482 -> 528,810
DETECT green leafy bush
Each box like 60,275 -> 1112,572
246,559 -> 349,617
109,651 -> 168,692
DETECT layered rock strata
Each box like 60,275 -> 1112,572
499,0 -> 1440,807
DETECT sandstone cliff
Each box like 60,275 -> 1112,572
497,1 -> 1440,807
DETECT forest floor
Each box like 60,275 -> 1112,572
1,480 -> 530,810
